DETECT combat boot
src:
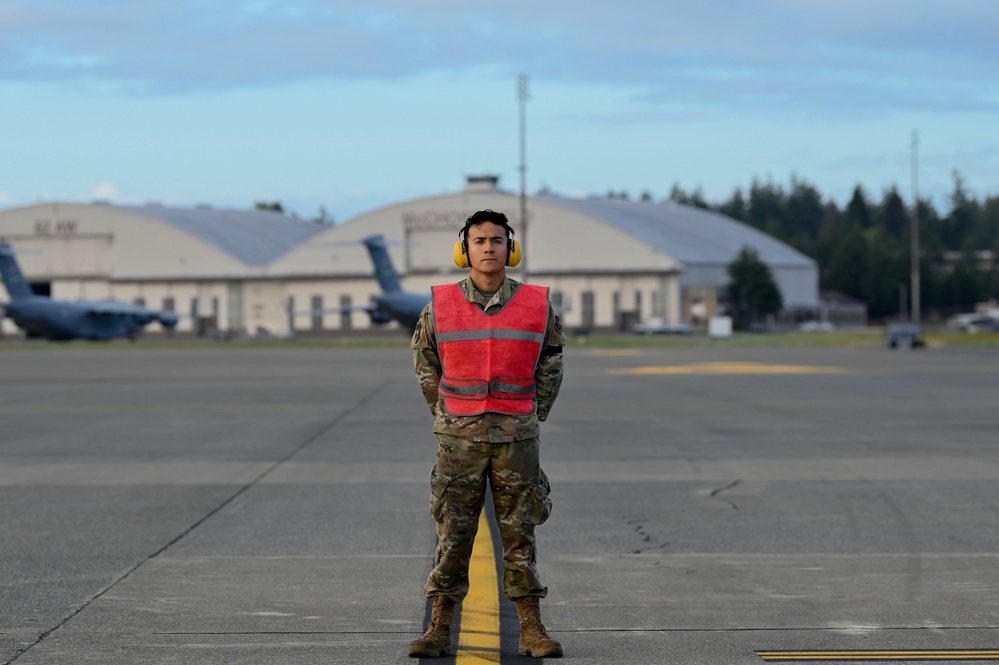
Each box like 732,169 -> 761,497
515,596 -> 563,658
408,596 -> 456,658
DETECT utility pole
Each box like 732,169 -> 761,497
911,130 -> 921,325
517,74 -> 530,283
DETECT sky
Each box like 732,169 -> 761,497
1,0 -> 997,222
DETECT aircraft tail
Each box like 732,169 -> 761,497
0,242 -> 35,300
361,235 -> 403,294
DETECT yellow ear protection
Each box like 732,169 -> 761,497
507,238 -> 522,267
453,238 -> 471,269
453,219 -> 522,268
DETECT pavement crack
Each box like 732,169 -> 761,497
625,513 -> 668,554
148,377 -> 392,561
3,379 -> 392,665
710,479 -> 742,510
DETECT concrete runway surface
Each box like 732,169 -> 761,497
1,343 -> 998,664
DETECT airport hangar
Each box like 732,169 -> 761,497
0,177 -> 818,338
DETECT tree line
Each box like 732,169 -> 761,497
650,173 -> 999,322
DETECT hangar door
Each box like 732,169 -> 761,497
227,282 -> 243,333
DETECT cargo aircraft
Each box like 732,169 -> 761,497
289,234 -> 430,333
358,234 -> 431,331
0,241 -> 179,341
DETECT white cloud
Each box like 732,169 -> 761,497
92,180 -> 120,200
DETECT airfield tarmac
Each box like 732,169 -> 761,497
1,342 -> 998,664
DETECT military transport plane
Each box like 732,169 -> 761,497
0,242 -> 179,341
290,235 -> 430,333
359,234 -> 431,331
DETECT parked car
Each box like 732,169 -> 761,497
951,315 -> 999,333
886,323 -> 926,349
632,317 -> 692,335
798,320 -> 836,332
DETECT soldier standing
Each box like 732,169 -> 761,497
408,209 -> 565,658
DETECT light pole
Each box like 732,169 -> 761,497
517,74 -> 530,283
898,282 -> 908,322
910,130 -> 921,325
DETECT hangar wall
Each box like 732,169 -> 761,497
273,186 -> 685,334
0,202 -> 317,338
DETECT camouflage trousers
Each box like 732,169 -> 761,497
424,434 -> 552,603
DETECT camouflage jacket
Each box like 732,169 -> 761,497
411,276 -> 566,443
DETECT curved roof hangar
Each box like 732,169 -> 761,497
539,195 -> 811,269
111,204 -> 324,266
0,202 -> 325,279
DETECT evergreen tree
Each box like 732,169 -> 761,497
727,246 -> 783,328
669,183 -> 708,208
943,170 -> 976,250
814,202 -> 843,280
877,187 -> 908,241
747,178 -> 785,234
825,221 -> 866,298
845,185 -> 872,229
717,187 -> 747,222
945,250 -> 983,311
983,195 -> 999,255
255,200 -> 284,213
603,174 -> 995,321
785,177 -> 824,253
860,227 -> 902,320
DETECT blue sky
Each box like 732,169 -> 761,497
1,0 -> 996,221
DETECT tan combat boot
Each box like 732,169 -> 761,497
408,596 -> 456,658
515,596 -> 563,658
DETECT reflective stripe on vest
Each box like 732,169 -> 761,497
432,282 -> 549,416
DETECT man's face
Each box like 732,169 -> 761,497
466,222 -> 508,275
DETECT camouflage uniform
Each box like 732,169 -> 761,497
412,276 -> 565,602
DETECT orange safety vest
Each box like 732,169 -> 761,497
432,282 -> 550,416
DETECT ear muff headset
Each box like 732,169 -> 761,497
453,236 -> 522,268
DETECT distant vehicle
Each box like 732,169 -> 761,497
798,320 -> 836,333
947,310 -> 999,333
632,317 -> 692,335
886,322 -> 926,349
0,242 -> 179,341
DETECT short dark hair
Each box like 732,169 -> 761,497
460,209 -> 515,242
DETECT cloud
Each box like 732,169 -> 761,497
1,0 -> 997,118
92,179 -> 120,200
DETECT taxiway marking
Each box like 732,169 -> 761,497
456,510 -> 501,663
757,650 -> 999,661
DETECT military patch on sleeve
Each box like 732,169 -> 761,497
411,318 -> 430,349
548,313 -> 566,346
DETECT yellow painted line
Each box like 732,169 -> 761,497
610,361 -> 843,375
456,510 -> 501,664
757,650 -> 999,661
